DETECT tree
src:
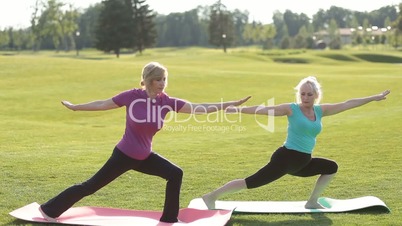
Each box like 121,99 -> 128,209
156,9 -> 207,47
392,3 -> 402,48
243,22 -> 276,49
37,0 -> 64,51
294,26 -> 308,49
17,1 -> 400,50
60,4 -> 79,51
280,36 -> 291,49
209,0 -> 234,52
242,22 -> 255,45
13,29 -> 25,51
0,29 -> 10,50
128,0 -> 157,53
328,19 -> 341,49
272,11 -> 287,46
370,6 -> 398,27
77,3 -> 102,49
231,9 -> 249,46
95,0 -> 133,57
350,15 -> 360,46
32,0 -> 78,51
95,0 -> 156,57
30,0 -> 42,51
312,9 -> 326,31
362,18 -> 371,46
283,10 -> 310,37
326,6 -> 350,28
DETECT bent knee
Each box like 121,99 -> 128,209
327,161 -> 338,174
168,166 -> 183,181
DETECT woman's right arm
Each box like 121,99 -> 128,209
61,98 -> 120,111
227,103 -> 291,116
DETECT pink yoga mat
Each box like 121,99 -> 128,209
9,202 -> 233,225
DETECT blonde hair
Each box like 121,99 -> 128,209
294,76 -> 322,104
140,62 -> 168,88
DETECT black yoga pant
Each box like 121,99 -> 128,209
41,147 -> 183,223
245,146 -> 338,189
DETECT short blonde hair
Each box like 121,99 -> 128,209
141,62 -> 168,87
294,76 -> 322,104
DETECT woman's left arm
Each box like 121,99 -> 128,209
321,90 -> 390,116
178,96 -> 251,114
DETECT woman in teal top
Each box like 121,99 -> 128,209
203,76 -> 390,209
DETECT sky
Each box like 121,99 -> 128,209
0,0 -> 400,29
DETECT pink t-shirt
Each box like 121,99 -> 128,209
112,89 -> 186,160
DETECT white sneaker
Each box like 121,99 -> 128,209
38,206 -> 58,223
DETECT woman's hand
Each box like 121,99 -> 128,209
232,96 -> 251,106
374,90 -> 391,101
61,100 -> 76,111
223,96 -> 251,113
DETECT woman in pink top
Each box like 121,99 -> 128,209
39,62 -> 250,223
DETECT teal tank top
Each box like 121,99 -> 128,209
284,103 -> 323,154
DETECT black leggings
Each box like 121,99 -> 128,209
41,147 -> 183,223
245,146 -> 338,189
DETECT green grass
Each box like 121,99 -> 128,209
1,47 -> 401,225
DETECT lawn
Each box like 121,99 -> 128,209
0,47 -> 401,225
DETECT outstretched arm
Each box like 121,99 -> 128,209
178,96 -> 251,114
226,103 -> 291,116
61,98 -> 120,111
321,90 -> 390,117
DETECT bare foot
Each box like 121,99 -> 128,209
305,200 -> 326,209
202,194 -> 216,209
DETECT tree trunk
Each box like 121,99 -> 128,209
115,48 -> 120,58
